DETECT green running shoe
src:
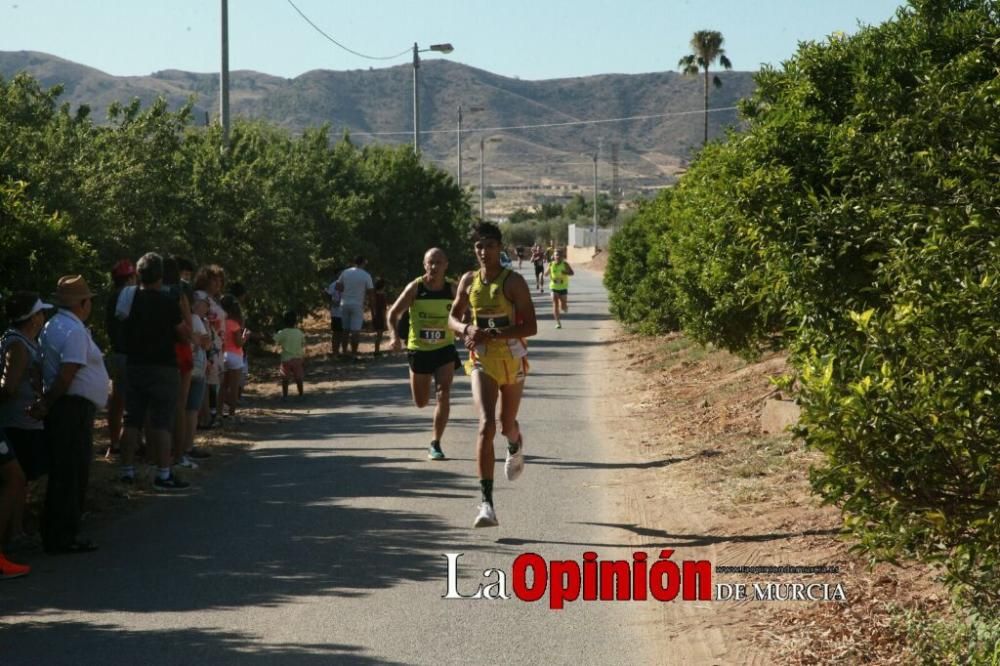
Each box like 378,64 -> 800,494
428,441 -> 446,461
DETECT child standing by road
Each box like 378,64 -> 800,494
220,295 -> 248,421
274,310 -> 306,399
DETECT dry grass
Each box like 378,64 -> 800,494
611,330 -> 947,664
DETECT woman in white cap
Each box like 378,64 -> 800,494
1,291 -> 53,475
0,291 -> 54,577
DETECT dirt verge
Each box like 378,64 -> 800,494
593,325 -> 946,664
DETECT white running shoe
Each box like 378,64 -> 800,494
473,502 -> 499,528
505,439 -> 525,481
176,455 -> 199,470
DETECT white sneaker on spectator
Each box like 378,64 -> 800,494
176,456 -> 199,470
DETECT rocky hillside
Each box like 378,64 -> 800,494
1,50 -> 757,192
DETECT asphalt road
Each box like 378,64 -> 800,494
0,265 -> 656,665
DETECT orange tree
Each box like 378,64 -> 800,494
0,74 -> 470,327
609,0 -> 1000,626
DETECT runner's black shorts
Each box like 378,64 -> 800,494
408,345 -> 460,375
551,288 -> 568,296
533,263 -> 544,276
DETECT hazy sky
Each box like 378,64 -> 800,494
1,0 -> 907,80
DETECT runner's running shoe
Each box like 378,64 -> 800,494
473,502 -> 499,528
505,439 -> 525,481
428,441 -> 446,461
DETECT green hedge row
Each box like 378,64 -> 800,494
604,0 -> 1000,615
1,74 -> 471,331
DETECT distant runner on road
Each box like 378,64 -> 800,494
530,245 -> 546,293
449,222 -> 538,527
387,248 -> 461,461
544,248 -> 575,329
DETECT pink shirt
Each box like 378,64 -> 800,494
224,319 -> 243,354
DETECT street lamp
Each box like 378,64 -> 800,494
412,42 -> 454,154
457,105 -> 484,189
479,136 -> 502,220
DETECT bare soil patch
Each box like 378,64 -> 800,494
595,329 -> 946,665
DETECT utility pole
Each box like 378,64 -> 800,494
220,0 -> 230,151
412,43 -> 420,153
478,136 -> 501,220
412,42 -> 454,155
592,150 -> 599,251
610,142 -> 620,211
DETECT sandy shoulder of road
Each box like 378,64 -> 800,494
584,265 -> 945,665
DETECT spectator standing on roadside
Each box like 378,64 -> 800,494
325,270 -> 348,357
178,291 -> 212,469
220,294 -> 248,421
32,275 -> 108,553
1,291 -> 52,484
176,256 -> 196,288
0,292 -> 53,574
119,253 -> 191,490
194,265 -> 226,430
337,257 -> 374,358
162,257 -> 195,474
227,282 -> 253,401
274,310 -> 306,399
105,259 -> 135,457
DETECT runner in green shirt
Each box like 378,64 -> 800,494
544,248 -> 575,329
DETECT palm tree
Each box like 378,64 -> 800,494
678,30 -> 733,146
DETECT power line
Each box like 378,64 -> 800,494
352,106 -> 739,137
286,0 -> 411,61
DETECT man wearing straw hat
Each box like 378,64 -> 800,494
30,275 -> 108,554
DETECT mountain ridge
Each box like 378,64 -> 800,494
0,50 -> 757,193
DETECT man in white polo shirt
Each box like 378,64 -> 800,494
31,275 -> 108,554
335,256 -> 374,357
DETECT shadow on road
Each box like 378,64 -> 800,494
0,621 -> 406,665
495,523 -> 841,550
0,362 -> 484,660
525,449 -> 723,471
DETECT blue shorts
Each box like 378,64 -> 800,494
341,304 -> 365,332
187,377 -> 207,412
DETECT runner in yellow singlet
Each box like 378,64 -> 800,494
543,248 -> 575,329
449,222 -> 537,528
388,248 -> 460,461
